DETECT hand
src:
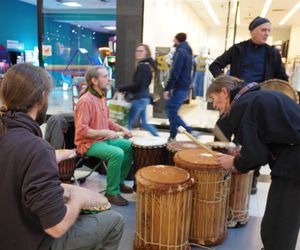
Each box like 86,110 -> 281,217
122,127 -> 133,138
163,91 -> 170,100
104,130 -> 119,140
55,149 -> 77,164
228,145 -> 241,156
216,154 -> 234,170
63,184 -> 110,209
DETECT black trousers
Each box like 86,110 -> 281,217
261,176 -> 300,250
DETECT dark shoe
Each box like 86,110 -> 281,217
104,193 -> 129,206
251,176 -> 258,194
120,184 -> 134,193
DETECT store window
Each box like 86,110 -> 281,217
41,0 -> 116,113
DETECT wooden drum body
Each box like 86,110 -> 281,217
166,141 -> 201,165
174,149 -> 231,246
134,165 -> 194,250
132,137 -> 167,171
228,171 -> 253,228
58,156 -> 76,183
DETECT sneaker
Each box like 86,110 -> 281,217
120,184 -> 134,193
191,130 -> 201,139
104,193 -> 129,206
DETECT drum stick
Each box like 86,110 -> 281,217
177,126 -> 218,155
212,125 -> 230,142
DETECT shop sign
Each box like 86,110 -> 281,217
7,40 -> 19,49
42,45 -> 52,56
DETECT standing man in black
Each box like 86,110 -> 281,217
209,16 -> 288,194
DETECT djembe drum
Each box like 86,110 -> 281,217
166,141 -> 201,165
132,137 -> 167,171
58,156 -> 76,183
174,149 -> 231,246
134,165 -> 194,250
207,141 -> 253,228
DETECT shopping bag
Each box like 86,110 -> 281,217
108,93 -> 131,126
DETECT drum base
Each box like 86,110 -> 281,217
133,241 -> 190,250
227,215 -> 249,228
189,232 -> 227,246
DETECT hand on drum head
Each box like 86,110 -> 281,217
62,184 -> 111,210
228,145 -> 241,156
55,149 -> 77,164
121,127 -> 133,139
216,153 -> 234,170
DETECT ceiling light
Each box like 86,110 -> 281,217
61,2 -> 82,7
279,1 -> 300,26
261,0 -> 272,17
104,26 -> 116,30
202,0 -> 220,25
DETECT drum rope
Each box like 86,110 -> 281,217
193,185 -> 230,204
135,232 -> 189,248
189,242 -> 215,249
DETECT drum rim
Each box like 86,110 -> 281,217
260,78 -> 299,104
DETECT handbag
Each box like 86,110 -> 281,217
108,93 -> 131,126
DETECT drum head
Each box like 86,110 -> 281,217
174,149 -> 221,170
167,141 -> 200,152
132,136 -> 167,147
260,79 -> 299,104
139,165 -> 190,185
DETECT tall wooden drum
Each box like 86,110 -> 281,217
174,149 -> 231,246
166,141 -> 201,165
134,165 -> 194,250
228,171 -> 253,228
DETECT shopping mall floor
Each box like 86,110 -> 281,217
47,88 -> 300,250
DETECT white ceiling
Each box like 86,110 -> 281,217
188,0 -> 300,28
18,0 -> 300,31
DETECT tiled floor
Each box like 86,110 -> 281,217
47,88 -> 300,250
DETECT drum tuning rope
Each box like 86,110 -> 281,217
189,242 -> 215,249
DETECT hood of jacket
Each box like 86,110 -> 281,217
139,57 -> 157,70
2,111 -> 42,138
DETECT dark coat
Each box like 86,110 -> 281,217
209,39 -> 288,81
164,41 -> 193,91
228,86 -> 300,180
119,57 -> 156,100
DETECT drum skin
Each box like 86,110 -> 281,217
174,149 -> 231,246
134,165 -> 194,250
166,141 -> 201,165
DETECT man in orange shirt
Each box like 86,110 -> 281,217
75,66 -> 133,206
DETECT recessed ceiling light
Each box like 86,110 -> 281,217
61,2 -> 82,7
104,26 -> 116,30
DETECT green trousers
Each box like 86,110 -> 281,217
86,138 -> 132,195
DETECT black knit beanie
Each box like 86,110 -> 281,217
249,16 -> 271,31
175,33 -> 187,43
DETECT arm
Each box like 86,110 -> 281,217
45,184 -> 109,238
273,50 -> 289,81
209,46 -> 234,78
119,64 -> 150,93
164,50 -> 184,91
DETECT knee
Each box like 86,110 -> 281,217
112,148 -> 124,160
109,211 -> 124,234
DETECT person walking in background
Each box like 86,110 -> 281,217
163,32 -> 199,142
118,43 -> 159,136
209,16 -> 288,194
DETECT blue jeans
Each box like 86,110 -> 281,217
128,98 -> 159,136
166,89 -> 192,138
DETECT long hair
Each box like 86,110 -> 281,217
0,63 -> 52,136
135,43 -> 155,73
206,75 -> 244,98
81,65 -> 105,96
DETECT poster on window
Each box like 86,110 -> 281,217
153,47 -> 171,119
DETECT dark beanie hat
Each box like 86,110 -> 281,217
249,16 -> 271,31
175,32 -> 187,43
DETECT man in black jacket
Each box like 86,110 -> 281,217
207,75 -> 300,250
209,16 -> 288,193
209,16 -> 288,82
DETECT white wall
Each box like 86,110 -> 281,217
143,0 -> 207,55
288,26 -> 300,59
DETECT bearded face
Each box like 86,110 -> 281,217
35,100 -> 48,126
